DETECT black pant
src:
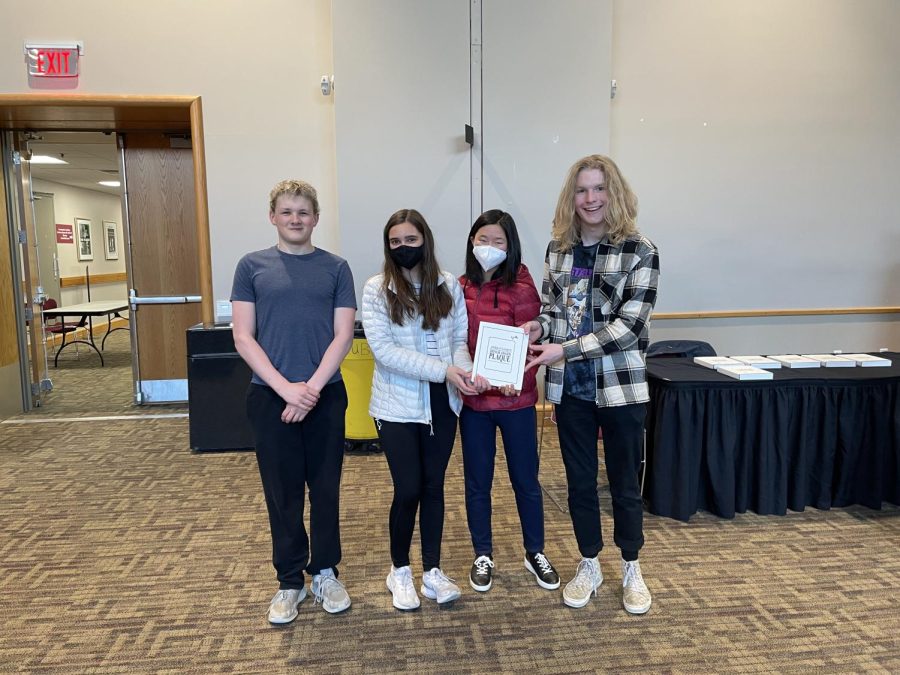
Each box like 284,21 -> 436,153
246,381 -> 347,589
377,382 -> 457,571
555,396 -> 646,559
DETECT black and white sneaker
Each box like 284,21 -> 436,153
525,551 -> 560,590
469,555 -> 494,592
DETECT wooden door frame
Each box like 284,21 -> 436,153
0,94 -> 214,326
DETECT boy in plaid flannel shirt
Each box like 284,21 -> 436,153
524,154 -> 659,614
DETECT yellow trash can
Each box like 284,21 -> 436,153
340,321 -> 379,452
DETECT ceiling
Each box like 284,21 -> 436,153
26,131 -> 121,196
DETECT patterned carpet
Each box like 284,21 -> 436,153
1,334 -> 898,673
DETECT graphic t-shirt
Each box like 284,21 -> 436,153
563,242 -> 599,401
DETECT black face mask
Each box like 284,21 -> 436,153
389,244 -> 425,270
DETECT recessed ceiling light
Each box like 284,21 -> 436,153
30,155 -> 68,165
98,180 -> 121,187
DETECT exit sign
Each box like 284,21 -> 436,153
25,43 -> 81,78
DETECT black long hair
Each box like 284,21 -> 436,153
464,209 -> 523,287
381,208 -> 452,331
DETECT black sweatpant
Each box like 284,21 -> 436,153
376,382 -> 458,571
555,396 -> 646,560
246,381 -> 348,589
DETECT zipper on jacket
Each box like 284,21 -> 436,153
420,329 -> 434,432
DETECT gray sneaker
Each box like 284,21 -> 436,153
562,557 -> 603,608
267,587 -> 306,624
311,568 -> 351,614
621,559 -> 652,614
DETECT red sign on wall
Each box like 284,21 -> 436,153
56,223 -> 74,244
25,43 -> 81,78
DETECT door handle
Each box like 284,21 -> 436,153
130,289 -> 202,309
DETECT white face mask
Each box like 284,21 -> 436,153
472,245 -> 508,271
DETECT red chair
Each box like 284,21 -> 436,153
41,298 -> 78,343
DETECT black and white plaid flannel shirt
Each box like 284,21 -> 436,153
535,233 -> 660,406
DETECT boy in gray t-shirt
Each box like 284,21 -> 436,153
231,179 -> 356,623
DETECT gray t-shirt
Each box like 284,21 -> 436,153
231,246 -> 356,386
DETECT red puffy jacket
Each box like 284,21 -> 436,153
459,264 -> 540,411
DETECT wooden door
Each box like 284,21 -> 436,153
9,133 -> 51,407
121,133 -> 201,403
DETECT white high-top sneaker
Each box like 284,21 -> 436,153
621,558 -> 652,614
562,557 -> 603,608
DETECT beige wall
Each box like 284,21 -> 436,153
610,0 -> 900,352
0,0 -> 338,308
2,0 -> 897,361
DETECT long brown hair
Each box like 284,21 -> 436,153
381,209 -> 452,331
552,154 -> 638,252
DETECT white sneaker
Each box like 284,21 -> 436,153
622,559 -> 652,614
310,568 -> 351,614
267,587 -> 306,624
421,567 -> 461,604
562,557 -> 603,608
386,565 -> 420,611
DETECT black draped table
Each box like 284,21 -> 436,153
644,353 -> 900,521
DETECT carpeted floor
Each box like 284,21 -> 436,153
1,333 -> 898,673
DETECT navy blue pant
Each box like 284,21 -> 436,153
460,405 -> 545,556
246,381 -> 347,589
555,396 -> 646,560
377,382 -> 457,571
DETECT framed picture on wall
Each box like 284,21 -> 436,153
76,218 -> 93,261
104,221 -> 119,260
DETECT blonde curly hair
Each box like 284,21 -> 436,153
268,179 -> 320,215
551,154 -> 638,251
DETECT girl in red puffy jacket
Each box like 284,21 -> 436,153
458,209 -> 560,594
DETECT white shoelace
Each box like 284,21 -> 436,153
622,560 -> 647,590
473,556 -> 494,575
395,567 -> 415,593
533,553 -> 553,575
314,575 -> 344,605
570,558 -> 599,593
428,569 -> 457,589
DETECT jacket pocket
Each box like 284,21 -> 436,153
595,271 -> 627,312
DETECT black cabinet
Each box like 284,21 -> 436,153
187,323 -> 254,452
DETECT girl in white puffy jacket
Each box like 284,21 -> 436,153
361,208 -> 486,611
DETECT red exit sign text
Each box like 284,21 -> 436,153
26,44 -> 80,78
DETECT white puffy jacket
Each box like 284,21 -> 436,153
361,271 -> 473,424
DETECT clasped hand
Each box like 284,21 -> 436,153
279,381 -> 320,423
